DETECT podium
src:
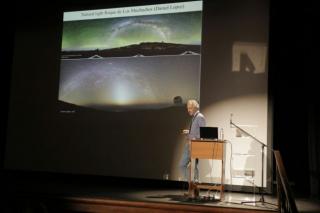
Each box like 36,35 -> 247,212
188,139 -> 225,200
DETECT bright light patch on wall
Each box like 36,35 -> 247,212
232,42 -> 268,74
199,94 -> 268,187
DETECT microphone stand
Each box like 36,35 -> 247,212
230,118 -> 276,207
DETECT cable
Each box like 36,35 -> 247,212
210,141 -> 215,185
225,140 -> 234,194
208,140 -> 234,200
207,140 -> 218,200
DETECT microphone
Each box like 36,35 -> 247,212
230,113 -> 233,128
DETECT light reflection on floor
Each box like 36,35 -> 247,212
129,189 -> 320,212
127,189 -> 278,211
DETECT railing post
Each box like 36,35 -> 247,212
274,150 -> 298,213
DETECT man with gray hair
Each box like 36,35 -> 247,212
180,99 -> 206,183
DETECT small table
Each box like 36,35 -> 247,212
188,139 -> 225,200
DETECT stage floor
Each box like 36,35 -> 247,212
4,175 -> 320,213
91,187 -> 279,211
13,180 -> 278,212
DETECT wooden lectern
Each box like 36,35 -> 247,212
188,139 -> 225,200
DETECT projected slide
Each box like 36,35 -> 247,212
59,1 -> 203,111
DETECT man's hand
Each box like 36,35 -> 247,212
182,129 -> 189,134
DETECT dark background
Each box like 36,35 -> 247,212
0,0 -> 319,199
2,0 -> 270,183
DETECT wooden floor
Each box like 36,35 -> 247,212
5,183 -> 279,213
42,195 -> 277,213
3,173 -> 319,212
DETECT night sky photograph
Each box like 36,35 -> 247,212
59,10 -> 202,111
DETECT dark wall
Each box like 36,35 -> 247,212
1,0 -> 319,197
0,1 -> 15,168
3,0 -> 270,182
4,0 -> 192,180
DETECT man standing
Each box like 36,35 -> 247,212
180,99 -> 206,183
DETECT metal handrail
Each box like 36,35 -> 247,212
274,150 -> 298,213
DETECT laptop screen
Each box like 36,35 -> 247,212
200,127 -> 218,140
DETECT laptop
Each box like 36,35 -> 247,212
200,127 -> 218,140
